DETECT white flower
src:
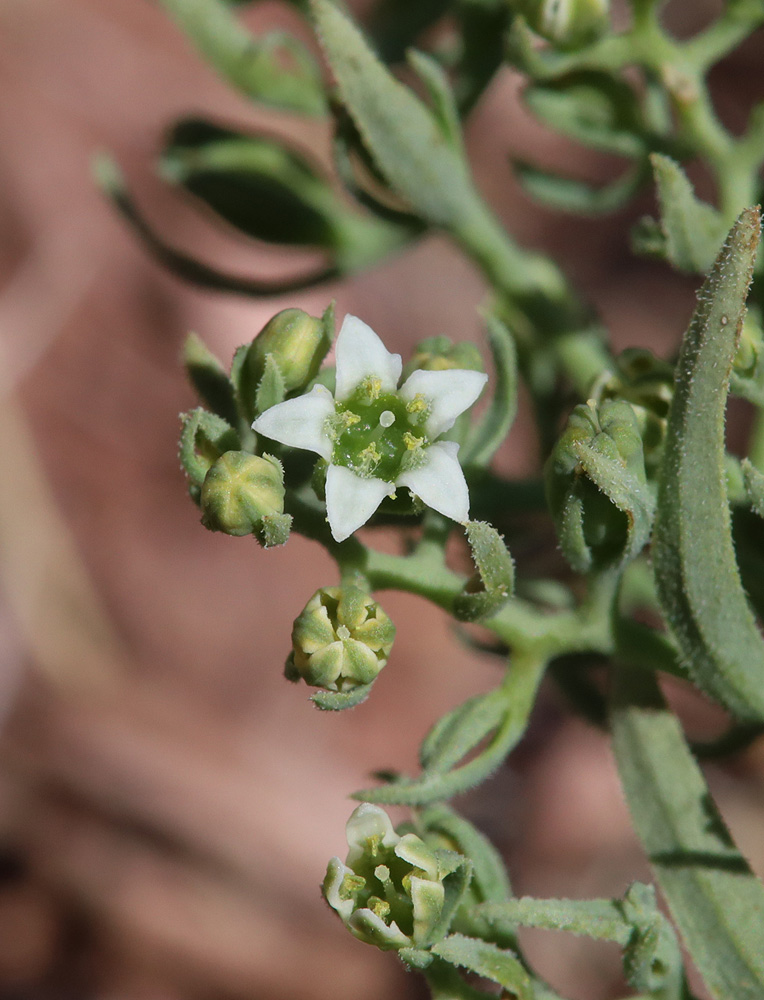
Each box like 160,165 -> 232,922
252,315 -> 488,542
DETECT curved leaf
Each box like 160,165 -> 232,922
652,207 -> 764,721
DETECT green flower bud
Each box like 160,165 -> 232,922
235,307 -> 333,422
286,586 -> 395,691
323,804 -> 466,951
599,348 -> 674,474
734,311 -> 764,379
200,451 -> 291,547
402,336 -> 483,381
546,398 -> 654,573
519,0 -> 609,50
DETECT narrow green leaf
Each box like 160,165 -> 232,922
523,71 -> 645,158
419,689 -> 507,774
406,49 -> 464,155
453,521 -> 515,623
94,155 -> 338,296
311,0 -> 477,228
353,654 -> 545,806
157,0 -> 326,116
430,934 -> 533,998
515,161 -> 644,215
648,154 -> 726,273
611,663 -> 764,1000
468,885 -> 684,998
183,332 -> 239,427
462,312 -> 518,468
652,207 -> 764,721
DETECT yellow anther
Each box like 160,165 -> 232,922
406,394 -> 428,414
342,411 -> 361,427
403,432 -> 424,451
359,443 -> 382,466
361,376 -> 382,401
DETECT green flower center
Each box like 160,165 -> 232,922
327,379 -> 431,481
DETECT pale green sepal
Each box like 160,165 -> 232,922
156,0 -> 326,116
348,908 -> 412,950
179,408 -> 240,489
645,154 -> 727,274
310,0 -> 477,229
183,332 -> 239,427
419,689 -> 507,775
453,521 -> 515,623
742,459 -> 764,518
410,876 -> 446,946
611,663 -> 764,1000
259,512 -> 292,548
430,934 -> 533,998
461,312 -> 518,468
652,207 -> 764,722
255,354 -> 287,415
310,681 -> 375,711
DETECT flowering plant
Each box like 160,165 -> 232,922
105,0 -> 764,995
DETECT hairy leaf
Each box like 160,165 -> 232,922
652,207 -> 764,721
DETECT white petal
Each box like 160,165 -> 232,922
399,369 -> 488,438
334,315 -> 402,401
325,465 -> 392,542
252,385 -> 334,460
397,441 -> 469,523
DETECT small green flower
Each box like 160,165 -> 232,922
286,586 -> 395,691
323,804 -> 465,951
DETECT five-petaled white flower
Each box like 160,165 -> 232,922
252,315 -> 488,542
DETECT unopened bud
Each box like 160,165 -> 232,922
237,308 -> 332,421
520,0 -> 609,49
402,336 -> 483,381
546,399 -> 653,572
200,451 -> 291,546
286,586 -> 395,691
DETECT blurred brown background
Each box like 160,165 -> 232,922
0,2 -> 762,999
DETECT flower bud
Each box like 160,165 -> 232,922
236,308 -> 332,421
402,336 -> 483,381
323,804 -> 466,951
286,586 -> 395,691
545,398 -> 654,573
599,348 -> 674,474
200,451 -> 291,547
519,0 -> 609,49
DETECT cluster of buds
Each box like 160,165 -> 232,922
323,804 -> 467,951
286,586 -> 395,691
